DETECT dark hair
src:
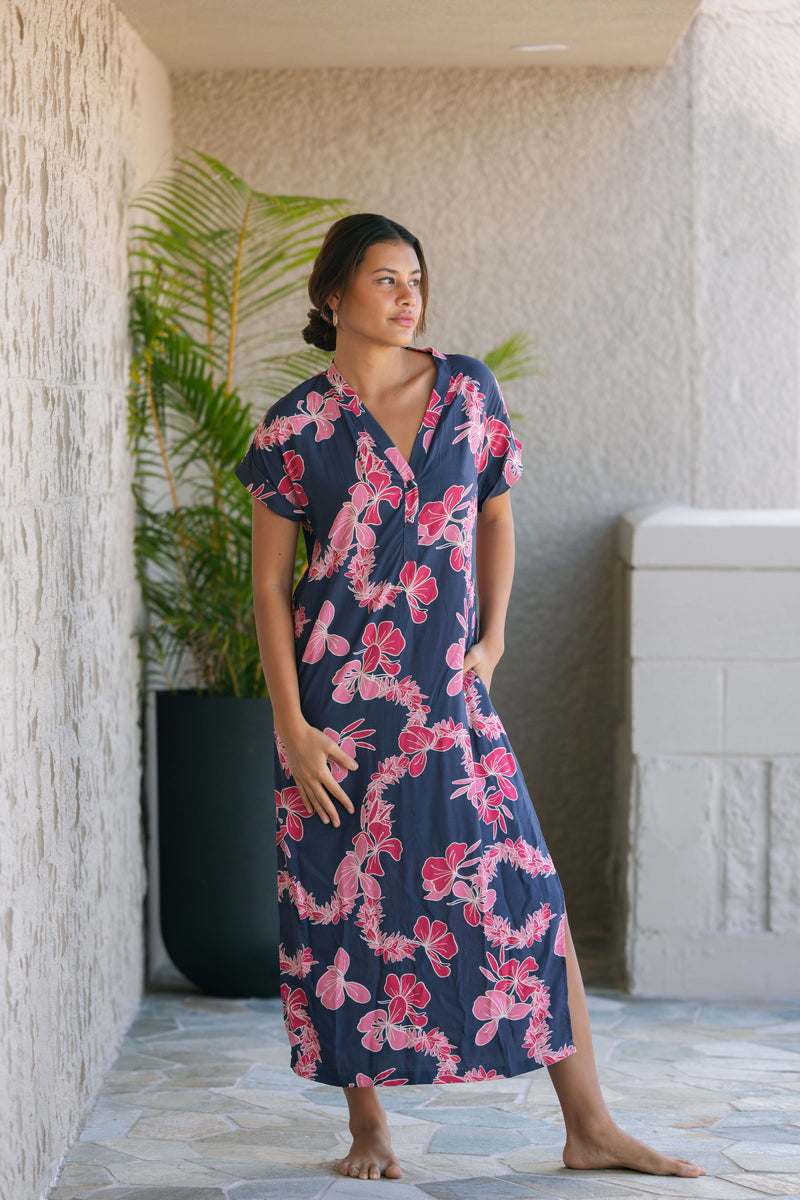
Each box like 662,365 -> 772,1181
302,213 -> 429,352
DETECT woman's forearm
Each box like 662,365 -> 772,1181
474,497 -> 515,650
253,582 -> 307,739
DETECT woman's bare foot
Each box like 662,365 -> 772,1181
340,1118 -> 402,1180
548,917 -> 704,1179
563,1117 -> 705,1176
339,1086 -> 402,1180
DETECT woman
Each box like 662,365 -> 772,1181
234,213 -> 704,1183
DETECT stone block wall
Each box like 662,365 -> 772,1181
0,2 -> 171,1197
616,504 -> 800,999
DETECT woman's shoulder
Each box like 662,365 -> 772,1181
433,349 -> 497,388
257,367 -> 333,427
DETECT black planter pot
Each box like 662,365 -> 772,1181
156,690 -> 280,997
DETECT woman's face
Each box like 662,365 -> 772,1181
331,240 -> 423,348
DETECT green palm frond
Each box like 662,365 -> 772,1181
127,149 -> 353,697
480,332 -> 542,386
129,149 -> 350,389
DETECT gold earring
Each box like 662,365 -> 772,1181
332,308 -> 338,327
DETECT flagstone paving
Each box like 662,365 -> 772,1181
46,990 -> 800,1200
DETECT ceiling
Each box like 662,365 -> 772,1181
115,0 -> 703,72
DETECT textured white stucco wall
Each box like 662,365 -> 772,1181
0,2 -> 171,1197
170,0 -> 800,970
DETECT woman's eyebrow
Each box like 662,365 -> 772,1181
371,266 -> 422,274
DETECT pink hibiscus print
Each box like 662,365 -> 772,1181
302,390 -> 340,440
418,484 -> 472,545
281,983 -> 312,1033
362,620 -> 405,673
442,520 -> 469,573
398,722 -> 437,776
278,450 -> 308,507
329,501 -> 375,552
479,951 -> 540,999
315,948 -> 371,1010
333,833 -> 383,902
351,470 -> 403,525
421,840 -> 481,901
331,658 -> 383,704
413,916 -> 458,978
554,912 -> 567,956
301,600 -> 350,664
352,1068 -> 408,1087
485,415 -> 511,456
398,561 -> 438,623
383,972 -> 431,1026
476,749 -> 518,799
474,787 -> 514,836
385,446 -> 414,481
276,785 -> 310,844
473,989 -> 531,1046
452,877 -> 489,927
361,820 -> 402,876
322,719 -> 376,782
357,1008 -> 402,1052
446,639 -> 465,695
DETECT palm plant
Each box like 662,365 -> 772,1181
127,150 -> 349,698
127,150 -> 539,700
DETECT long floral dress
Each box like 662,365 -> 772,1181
234,347 -> 576,1086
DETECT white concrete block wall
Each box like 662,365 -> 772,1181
617,504 -> 800,999
0,2 -> 171,1197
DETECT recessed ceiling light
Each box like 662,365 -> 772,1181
512,43 -> 569,52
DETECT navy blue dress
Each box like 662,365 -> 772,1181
234,347 -> 575,1086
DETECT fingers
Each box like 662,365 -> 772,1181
328,740 -> 359,773
297,763 -> 356,828
283,727 -> 359,826
324,773 -> 356,814
307,779 -> 343,826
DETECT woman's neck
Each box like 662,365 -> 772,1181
332,339 -> 422,403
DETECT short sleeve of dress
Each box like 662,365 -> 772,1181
233,411 -> 307,522
477,374 -> 524,510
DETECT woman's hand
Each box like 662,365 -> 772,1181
279,719 -> 358,827
462,636 -> 505,693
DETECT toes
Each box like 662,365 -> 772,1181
369,1164 -> 381,1179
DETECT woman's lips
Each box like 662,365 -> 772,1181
392,316 -> 415,326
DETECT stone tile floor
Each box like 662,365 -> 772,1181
47,990 -> 800,1200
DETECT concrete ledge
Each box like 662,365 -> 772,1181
617,503 -> 800,568
629,931 -> 800,1000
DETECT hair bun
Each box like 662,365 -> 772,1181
302,307 -> 336,352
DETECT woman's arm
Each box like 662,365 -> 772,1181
462,489 -> 515,691
251,498 -> 357,827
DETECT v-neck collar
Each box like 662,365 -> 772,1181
325,347 -> 449,480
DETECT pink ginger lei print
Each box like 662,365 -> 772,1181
234,348 -> 574,1085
